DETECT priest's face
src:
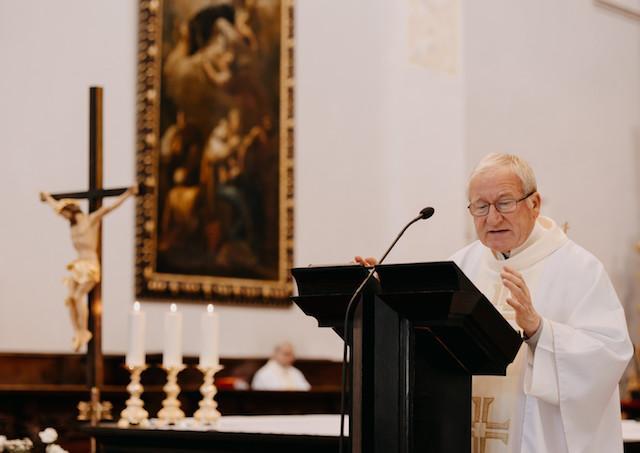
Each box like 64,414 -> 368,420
468,167 -> 541,253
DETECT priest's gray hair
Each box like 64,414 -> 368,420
468,153 -> 538,198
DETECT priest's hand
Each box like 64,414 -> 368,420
501,266 -> 541,338
353,256 -> 378,267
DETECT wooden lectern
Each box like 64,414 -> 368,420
292,262 -> 522,453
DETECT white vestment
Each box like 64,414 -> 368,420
251,359 -> 311,391
451,217 -> 632,453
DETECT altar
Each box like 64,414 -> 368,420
86,415 -> 640,453
86,415 -> 347,453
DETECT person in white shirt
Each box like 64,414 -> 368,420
252,342 -> 311,391
356,153 -> 632,453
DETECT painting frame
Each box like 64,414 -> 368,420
135,0 -> 294,305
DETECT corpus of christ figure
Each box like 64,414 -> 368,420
40,186 -> 138,351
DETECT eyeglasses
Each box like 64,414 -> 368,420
467,191 -> 535,217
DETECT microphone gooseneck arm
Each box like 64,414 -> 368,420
338,207 -> 435,453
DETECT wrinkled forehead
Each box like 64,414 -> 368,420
468,166 -> 524,200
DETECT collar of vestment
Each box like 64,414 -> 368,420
486,216 -> 568,272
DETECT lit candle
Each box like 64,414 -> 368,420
125,301 -> 146,367
163,303 -> 183,368
199,304 -> 220,368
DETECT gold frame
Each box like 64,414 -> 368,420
135,0 -> 294,305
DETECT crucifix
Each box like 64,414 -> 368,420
40,87 -> 138,425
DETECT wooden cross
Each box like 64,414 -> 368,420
48,86 -> 132,424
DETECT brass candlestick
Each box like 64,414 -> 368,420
157,364 -> 186,426
194,364 -> 224,425
78,386 -> 113,425
117,365 -> 149,428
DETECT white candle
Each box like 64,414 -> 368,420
163,303 -> 183,367
199,304 -> 220,368
125,301 -> 146,367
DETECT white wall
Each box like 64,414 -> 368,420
463,0 -> 640,297
381,0 -> 467,263
0,0 -> 464,359
0,0 -> 637,358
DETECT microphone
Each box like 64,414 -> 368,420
338,206 -> 435,453
420,206 -> 435,219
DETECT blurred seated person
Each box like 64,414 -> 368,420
252,342 -> 311,391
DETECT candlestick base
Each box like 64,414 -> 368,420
157,364 -> 186,426
78,387 -> 113,425
117,365 -> 150,428
194,364 -> 224,425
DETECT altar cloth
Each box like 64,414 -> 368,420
143,415 -> 640,441
148,414 -> 349,436
86,415 -> 640,453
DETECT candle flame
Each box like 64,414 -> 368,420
133,301 -> 141,312
170,303 -> 177,313
207,304 -> 214,313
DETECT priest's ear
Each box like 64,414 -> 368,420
529,192 -> 542,216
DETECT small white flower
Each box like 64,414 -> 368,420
46,445 -> 69,453
39,428 -> 58,444
4,438 -> 33,451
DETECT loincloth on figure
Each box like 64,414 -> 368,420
64,259 -> 101,289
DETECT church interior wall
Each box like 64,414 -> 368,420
463,0 -> 640,317
0,0 -> 638,359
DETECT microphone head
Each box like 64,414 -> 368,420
419,207 -> 435,219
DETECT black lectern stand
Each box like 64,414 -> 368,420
292,262 -> 522,453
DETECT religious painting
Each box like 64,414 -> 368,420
135,0 -> 294,304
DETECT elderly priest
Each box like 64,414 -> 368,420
453,153 -> 632,453
354,153 -> 633,453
